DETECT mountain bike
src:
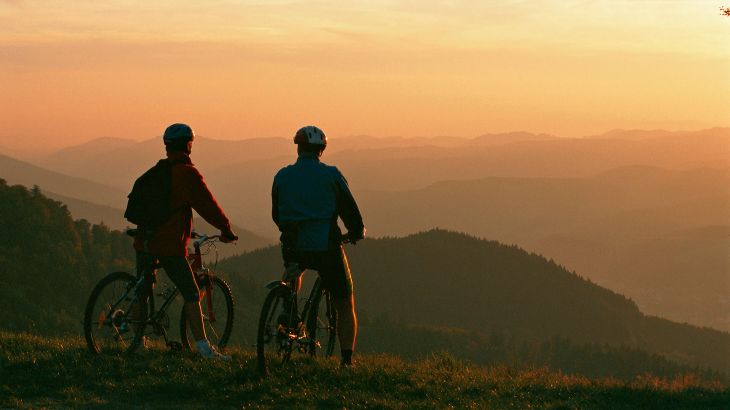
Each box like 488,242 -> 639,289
256,240 -> 354,374
83,230 -> 235,354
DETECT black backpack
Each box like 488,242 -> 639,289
124,159 -> 176,230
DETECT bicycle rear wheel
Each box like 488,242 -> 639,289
180,274 -> 235,350
83,272 -> 147,354
307,289 -> 337,357
257,284 -> 300,374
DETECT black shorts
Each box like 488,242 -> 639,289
296,246 -> 354,300
136,252 -> 200,302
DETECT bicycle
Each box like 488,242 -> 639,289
256,239 -> 354,374
83,229 -> 235,354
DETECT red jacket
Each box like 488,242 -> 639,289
134,152 -> 231,256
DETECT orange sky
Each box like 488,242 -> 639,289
1,1 -> 728,153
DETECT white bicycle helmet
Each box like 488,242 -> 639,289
294,125 -> 327,147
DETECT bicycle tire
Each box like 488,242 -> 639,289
256,284 -> 297,374
83,271 -> 147,354
179,274 -> 235,350
307,288 -> 337,357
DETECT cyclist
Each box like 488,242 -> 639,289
271,125 -> 365,367
132,123 -> 237,360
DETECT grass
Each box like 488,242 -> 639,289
1,331 -> 728,409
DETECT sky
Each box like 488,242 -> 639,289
1,0 -> 728,153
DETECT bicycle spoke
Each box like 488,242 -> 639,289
180,275 -> 234,350
84,272 -> 146,354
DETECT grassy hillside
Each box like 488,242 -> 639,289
1,332 -> 727,409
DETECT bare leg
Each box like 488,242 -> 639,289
185,300 -> 206,342
334,296 -> 357,351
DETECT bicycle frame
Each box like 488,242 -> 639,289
106,266 -> 181,343
86,229 -> 235,354
106,237 -> 212,345
189,234 -> 217,322
264,266 -> 325,350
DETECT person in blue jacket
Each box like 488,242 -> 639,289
272,125 -> 365,367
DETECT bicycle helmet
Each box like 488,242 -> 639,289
163,123 -> 195,145
294,125 -> 327,147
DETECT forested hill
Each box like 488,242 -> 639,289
0,179 -> 135,334
218,230 -> 730,373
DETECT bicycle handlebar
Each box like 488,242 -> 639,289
191,231 -> 238,245
126,229 -> 236,244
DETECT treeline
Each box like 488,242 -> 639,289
0,179 -> 134,334
358,315 -> 726,382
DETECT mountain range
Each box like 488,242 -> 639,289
1,127 -> 727,332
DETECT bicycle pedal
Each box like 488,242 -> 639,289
166,341 -> 183,351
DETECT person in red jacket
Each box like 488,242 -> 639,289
134,123 -> 237,360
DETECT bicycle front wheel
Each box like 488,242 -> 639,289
257,284 -> 299,374
307,289 -> 337,357
180,274 -> 235,350
83,272 -> 147,354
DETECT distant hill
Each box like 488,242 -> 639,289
45,136 -> 137,160
40,136 -> 294,187
353,167 -> 730,331
29,128 -> 729,233
218,230 -> 730,373
0,153 -> 125,208
586,128 -> 677,141
43,191 -> 127,229
535,225 -> 730,331
38,132 -> 560,186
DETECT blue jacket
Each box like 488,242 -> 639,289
272,152 -> 364,251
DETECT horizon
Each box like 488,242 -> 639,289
3,125 -> 729,158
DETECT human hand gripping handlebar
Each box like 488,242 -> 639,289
190,230 -> 238,245
342,228 -> 366,245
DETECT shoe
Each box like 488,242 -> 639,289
197,340 -> 231,361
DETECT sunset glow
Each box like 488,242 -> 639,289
1,1 -> 728,150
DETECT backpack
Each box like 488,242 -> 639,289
124,159 -> 176,230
